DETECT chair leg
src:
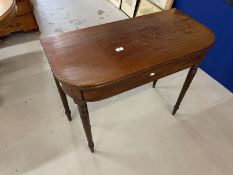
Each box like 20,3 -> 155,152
152,79 -> 158,88
53,75 -> 72,121
172,65 -> 198,115
77,100 -> 95,153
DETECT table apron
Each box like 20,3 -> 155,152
61,51 -> 206,102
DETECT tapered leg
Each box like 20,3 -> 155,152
172,65 -> 198,115
53,76 -> 72,121
152,80 -> 158,88
78,101 -> 94,153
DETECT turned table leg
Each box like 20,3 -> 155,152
77,100 -> 94,153
172,65 -> 198,115
152,79 -> 158,88
53,75 -> 72,121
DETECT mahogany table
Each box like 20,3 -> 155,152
0,0 -> 16,30
41,9 -> 215,153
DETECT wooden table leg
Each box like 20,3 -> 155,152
152,79 -> 158,88
77,100 -> 95,153
172,65 -> 198,115
53,75 -> 72,121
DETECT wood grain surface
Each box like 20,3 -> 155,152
41,9 -> 215,152
41,9 -> 215,91
0,0 -> 39,37
0,0 -> 16,30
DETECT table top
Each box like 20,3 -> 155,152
0,0 -> 16,30
41,9 -> 215,89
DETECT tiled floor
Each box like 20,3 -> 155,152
0,0 -> 233,175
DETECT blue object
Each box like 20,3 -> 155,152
174,0 -> 233,92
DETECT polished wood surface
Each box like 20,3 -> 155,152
0,0 -> 39,37
0,0 -> 16,30
172,65 -> 198,115
53,76 -> 72,121
41,9 -> 214,89
41,9 -> 215,152
77,100 -> 94,153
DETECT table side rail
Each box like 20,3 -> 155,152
60,50 -> 207,102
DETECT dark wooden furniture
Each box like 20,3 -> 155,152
0,0 -> 16,30
41,9 -> 215,153
0,0 -> 39,37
